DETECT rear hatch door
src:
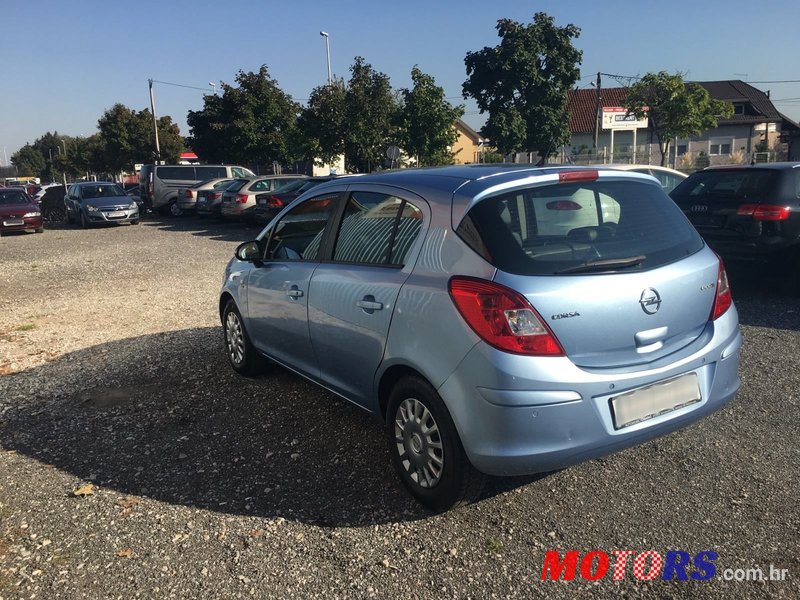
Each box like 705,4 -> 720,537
459,173 -> 717,368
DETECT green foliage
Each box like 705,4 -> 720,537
97,103 -> 182,172
188,66 -> 302,168
398,66 -> 464,167
298,79 -> 348,166
10,145 -> 45,179
624,72 -> 734,166
463,12 -> 582,160
344,57 -> 399,173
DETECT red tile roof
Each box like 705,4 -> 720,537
567,87 -> 630,134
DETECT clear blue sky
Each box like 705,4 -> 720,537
2,0 -> 799,163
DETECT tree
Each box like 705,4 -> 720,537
344,57 -> 399,172
97,104 -> 182,172
297,79 -> 347,166
623,72 -> 734,166
11,145 -> 45,179
398,66 -> 464,166
188,66 -> 301,169
463,12 -> 582,161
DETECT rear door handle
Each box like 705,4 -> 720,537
286,287 -> 304,298
356,295 -> 383,313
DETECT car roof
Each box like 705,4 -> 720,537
703,162 -> 800,171
75,181 -> 118,186
338,164 -> 626,195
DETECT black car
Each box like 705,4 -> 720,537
669,163 -> 800,292
251,176 -> 341,224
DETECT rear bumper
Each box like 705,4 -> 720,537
702,235 -> 800,264
437,308 -> 742,476
220,203 -> 255,218
177,199 -> 197,210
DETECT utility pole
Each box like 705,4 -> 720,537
61,140 -> 68,187
593,72 -> 602,149
148,79 -> 161,161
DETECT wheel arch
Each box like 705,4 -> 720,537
219,292 -> 235,323
377,364 -> 430,423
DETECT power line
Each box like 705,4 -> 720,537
150,79 -> 214,93
747,80 -> 800,84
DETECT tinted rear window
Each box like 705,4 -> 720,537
0,190 -> 28,204
156,166 -> 197,180
225,179 -> 249,193
671,169 -> 782,200
458,180 -> 703,276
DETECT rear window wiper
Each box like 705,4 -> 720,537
555,255 -> 646,274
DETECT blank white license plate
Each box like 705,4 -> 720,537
611,373 -> 701,429
108,211 -> 126,217
3,219 -> 24,226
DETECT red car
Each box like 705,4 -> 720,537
0,188 -> 43,235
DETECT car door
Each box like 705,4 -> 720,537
308,186 -> 428,408
245,192 -> 341,378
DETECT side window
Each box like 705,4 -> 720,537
331,192 -> 424,266
195,166 -> 225,180
333,192 -> 403,265
251,180 -> 272,191
231,167 -> 246,178
266,194 -> 338,261
389,202 -> 423,266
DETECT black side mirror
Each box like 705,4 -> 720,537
235,240 -> 262,262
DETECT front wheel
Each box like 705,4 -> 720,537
222,300 -> 267,375
387,376 -> 485,512
79,211 -> 89,229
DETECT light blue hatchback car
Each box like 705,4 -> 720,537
219,165 -> 741,511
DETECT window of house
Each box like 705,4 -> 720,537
709,139 -> 732,156
733,104 -> 745,115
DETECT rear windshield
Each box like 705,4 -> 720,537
670,169 -> 783,200
458,180 -> 703,276
225,179 -> 249,193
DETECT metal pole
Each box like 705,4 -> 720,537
320,32 -> 332,85
148,79 -> 161,161
593,72 -> 601,149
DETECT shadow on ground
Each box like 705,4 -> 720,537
141,214 -> 263,243
724,265 -> 800,331
0,327 -> 544,526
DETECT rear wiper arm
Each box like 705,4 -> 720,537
556,255 -> 646,274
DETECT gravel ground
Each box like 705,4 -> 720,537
0,216 -> 798,599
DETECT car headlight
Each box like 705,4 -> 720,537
129,202 -> 137,210
23,211 -> 41,218
86,204 -> 100,212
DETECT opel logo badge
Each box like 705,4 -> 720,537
639,288 -> 661,315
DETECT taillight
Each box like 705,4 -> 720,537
558,169 -> 598,183
148,173 -> 154,197
736,204 -> 790,221
265,196 -> 283,208
448,277 -> 564,356
711,258 -> 732,320
236,194 -> 248,204
210,192 -> 221,200
184,189 -> 193,198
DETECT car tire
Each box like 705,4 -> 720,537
35,227 -> 44,233
386,376 -> 485,512
131,220 -> 140,225
222,300 -> 267,376
79,211 -> 89,229
169,201 -> 183,217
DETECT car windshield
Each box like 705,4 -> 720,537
274,179 -> 307,195
0,190 -> 29,204
458,179 -> 703,276
81,184 -> 126,199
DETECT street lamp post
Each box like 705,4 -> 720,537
209,82 -> 216,95
320,31 -> 332,85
